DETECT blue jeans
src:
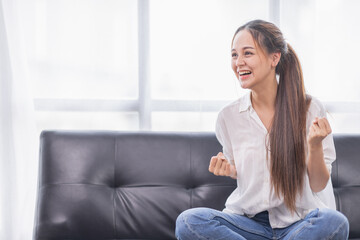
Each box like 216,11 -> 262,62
175,207 -> 349,240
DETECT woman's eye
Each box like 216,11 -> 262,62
245,51 -> 253,56
231,53 -> 237,58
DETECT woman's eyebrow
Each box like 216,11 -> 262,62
231,46 -> 255,52
243,46 -> 255,50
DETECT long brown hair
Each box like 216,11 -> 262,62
233,20 -> 311,213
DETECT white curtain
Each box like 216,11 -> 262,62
0,0 -> 38,239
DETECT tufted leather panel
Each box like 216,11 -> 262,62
34,131 -> 360,239
332,135 -> 360,239
34,131 -> 235,239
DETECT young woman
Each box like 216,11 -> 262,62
175,20 -> 349,240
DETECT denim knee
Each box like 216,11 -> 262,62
319,208 -> 349,239
175,208 -> 212,240
175,209 -> 189,237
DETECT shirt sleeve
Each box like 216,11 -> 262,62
314,99 -> 336,174
215,110 -> 235,165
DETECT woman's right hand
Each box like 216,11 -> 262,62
208,152 -> 237,179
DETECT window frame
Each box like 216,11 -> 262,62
33,0 -> 360,131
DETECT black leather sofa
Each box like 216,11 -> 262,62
33,131 -> 360,239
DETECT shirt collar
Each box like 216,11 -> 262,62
239,92 -> 252,113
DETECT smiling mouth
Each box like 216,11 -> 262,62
239,71 -> 252,76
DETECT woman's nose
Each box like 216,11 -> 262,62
236,57 -> 245,66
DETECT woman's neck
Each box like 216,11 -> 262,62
250,78 -> 278,111
250,79 -> 278,133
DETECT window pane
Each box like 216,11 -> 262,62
150,0 -> 269,100
281,0 -> 360,102
29,0 -> 138,99
152,112 -> 218,131
35,111 -> 139,135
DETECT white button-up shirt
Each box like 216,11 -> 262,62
215,92 -> 336,228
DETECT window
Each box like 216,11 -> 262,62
24,0 -> 360,134
26,0 -> 139,133
149,0 -> 269,131
280,0 -> 360,132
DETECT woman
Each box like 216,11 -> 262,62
175,20 -> 349,240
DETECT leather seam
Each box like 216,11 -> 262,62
190,137 -> 193,208
114,136 -> 117,238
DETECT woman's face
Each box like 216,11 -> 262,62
231,30 -> 278,91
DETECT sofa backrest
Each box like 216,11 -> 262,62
33,131 -> 360,239
33,131 -> 235,239
331,134 -> 360,239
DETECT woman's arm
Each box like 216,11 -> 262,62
307,117 -> 332,192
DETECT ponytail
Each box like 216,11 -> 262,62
270,43 -> 311,213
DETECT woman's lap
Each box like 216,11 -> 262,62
175,207 -> 349,240
175,207 -> 270,240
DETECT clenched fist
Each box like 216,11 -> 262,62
208,152 -> 237,179
307,117 -> 332,149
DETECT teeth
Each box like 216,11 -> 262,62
239,71 -> 251,76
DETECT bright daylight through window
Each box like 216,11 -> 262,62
22,0 -> 360,134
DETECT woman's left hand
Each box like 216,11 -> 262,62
307,117 -> 332,149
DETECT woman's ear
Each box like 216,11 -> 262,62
271,52 -> 281,67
